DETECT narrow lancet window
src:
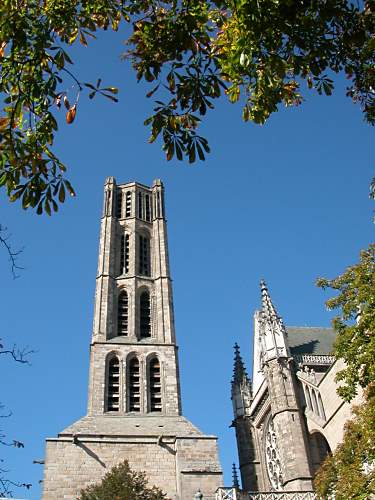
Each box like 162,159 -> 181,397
149,357 -> 162,412
128,357 -> 140,412
140,291 -> 151,338
125,191 -> 132,217
120,234 -> 130,275
117,291 -> 129,336
138,235 -> 150,276
138,192 -> 143,219
116,190 -> 122,218
107,357 -> 120,411
145,194 -> 151,221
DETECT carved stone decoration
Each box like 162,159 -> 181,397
265,417 -> 284,491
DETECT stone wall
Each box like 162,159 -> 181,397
43,434 -> 222,499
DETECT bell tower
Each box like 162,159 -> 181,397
42,178 -> 222,500
88,178 -> 181,416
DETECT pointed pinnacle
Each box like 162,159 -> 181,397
260,280 -> 282,324
232,343 -> 249,386
232,463 -> 240,488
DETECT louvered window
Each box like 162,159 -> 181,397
116,190 -> 122,218
120,234 -> 130,275
140,291 -> 151,338
125,191 -> 132,217
117,291 -> 128,336
128,358 -> 140,412
138,235 -> 150,276
149,357 -> 162,412
107,357 -> 120,411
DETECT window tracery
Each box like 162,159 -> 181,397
265,417 -> 284,491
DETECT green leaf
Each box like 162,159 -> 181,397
196,141 -> 205,161
64,180 -> 76,197
188,144 -> 196,163
58,183 -> 66,203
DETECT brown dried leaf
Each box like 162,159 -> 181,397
0,116 -> 9,130
66,104 -> 77,124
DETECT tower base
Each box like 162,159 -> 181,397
42,415 -> 223,500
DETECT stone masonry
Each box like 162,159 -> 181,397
42,179 -> 223,499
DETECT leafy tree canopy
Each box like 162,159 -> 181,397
316,243 -> 375,402
0,0 -> 374,213
314,386 -> 375,499
77,460 -> 167,500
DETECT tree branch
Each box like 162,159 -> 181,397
0,224 -> 23,278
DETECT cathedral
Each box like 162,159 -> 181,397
231,281 -> 362,496
42,178 -> 223,499
42,177 -> 358,499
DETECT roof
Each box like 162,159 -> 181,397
285,326 -> 336,355
58,415 -> 206,438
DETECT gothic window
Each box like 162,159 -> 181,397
120,234 -> 130,274
140,291 -> 151,338
117,291 -> 129,336
137,191 -> 152,221
125,191 -> 132,217
265,417 -> 284,491
107,356 -> 120,411
116,190 -> 122,218
145,194 -> 151,222
128,357 -> 140,412
138,235 -> 150,276
138,192 -> 143,219
149,357 -> 162,412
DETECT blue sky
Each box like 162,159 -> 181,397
0,27 -> 373,499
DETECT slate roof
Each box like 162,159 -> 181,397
285,326 -> 336,356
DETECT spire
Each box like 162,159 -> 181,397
258,280 -> 289,360
232,343 -> 250,388
232,463 -> 240,488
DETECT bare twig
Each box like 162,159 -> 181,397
0,224 -> 24,278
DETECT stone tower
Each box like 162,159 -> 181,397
42,179 -> 222,500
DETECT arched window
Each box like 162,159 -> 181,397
120,234 -> 130,275
149,357 -> 162,412
117,291 -> 129,336
140,291 -> 151,338
128,357 -> 140,412
138,235 -> 150,276
125,191 -> 132,217
107,356 -> 120,411
116,190 -> 122,218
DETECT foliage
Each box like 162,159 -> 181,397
314,387 -> 375,499
0,1 -> 374,212
316,244 -> 375,402
78,460 -> 168,500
